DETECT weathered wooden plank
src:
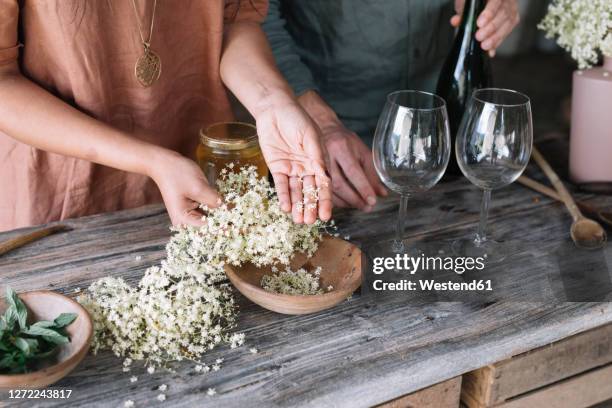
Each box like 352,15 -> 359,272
462,323 -> 612,407
499,363 -> 612,408
376,376 -> 462,408
0,178 -> 611,408
461,366 -> 496,408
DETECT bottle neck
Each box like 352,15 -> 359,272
460,0 -> 486,34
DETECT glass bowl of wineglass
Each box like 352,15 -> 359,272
453,88 -> 533,262
373,90 -> 451,253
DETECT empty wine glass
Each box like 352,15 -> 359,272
453,88 -> 533,261
373,91 -> 451,253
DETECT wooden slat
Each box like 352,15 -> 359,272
491,323 -> 612,404
461,366 -> 496,408
499,363 -> 612,408
461,323 -> 612,407
377,376 -> 462,408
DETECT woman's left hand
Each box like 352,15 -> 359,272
452,0 -> 520,57
255,99 -> 332,225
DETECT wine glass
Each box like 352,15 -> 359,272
453,88 -> 533,261
373,90 -> 451,253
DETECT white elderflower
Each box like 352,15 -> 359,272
249,348 -> 258,354
130,376 -> 138,383
78,166 -> 327,368
261,266 -> 325,295
158,384 -> 168,392
539,0 -> 612,68
157,394 -> 166,402
124,401 -> 135,408
207,388 -> 216,396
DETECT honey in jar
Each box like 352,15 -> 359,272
196,122 -> 268,186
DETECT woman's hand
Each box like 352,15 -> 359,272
298,91 -> 387,211
452,0 -> 520,57
219,22 -> 331,224
255,97 -> 332,225
148,149 -> 221,227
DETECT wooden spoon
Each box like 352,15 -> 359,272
0,225 -> 71,256
518,176 -> 612,228
531,147 -> 607,249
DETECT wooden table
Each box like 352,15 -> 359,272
1,170 -> 612,408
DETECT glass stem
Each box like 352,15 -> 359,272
476,189 -> 491,246
396,194 -> 409,244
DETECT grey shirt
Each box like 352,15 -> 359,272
263,0 -> 455,143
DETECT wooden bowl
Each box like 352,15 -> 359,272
0,291 -> 93,389
225,236 -> 362,315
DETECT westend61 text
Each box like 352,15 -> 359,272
372,279 -> 493,292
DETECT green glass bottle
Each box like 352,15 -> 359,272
436,0 -> 493,177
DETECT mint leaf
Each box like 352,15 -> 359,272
32,320 -> 56,329
2,308 -> 17,331
14,337 -> 38,356
0,288 -> 74,374
42,334 -> 69,345
6,287 -> 27,330
53,313 -> 77,328
22,326 -> 69,345
21,326 -> 60,337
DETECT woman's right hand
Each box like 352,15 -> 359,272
148,149 -> 221,227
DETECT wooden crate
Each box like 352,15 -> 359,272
376,376 -> 462,408
462,323 -> 612,408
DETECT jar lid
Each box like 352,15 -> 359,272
200,122 -> 258,151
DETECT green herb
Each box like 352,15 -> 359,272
0,287 -> 77,374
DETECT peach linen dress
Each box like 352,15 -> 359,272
0,0 -> 267,232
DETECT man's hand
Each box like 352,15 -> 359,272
452,0 -> 520,57
298,91 -> 387,211
255,96 -> 332,225
149,149 -> 221,227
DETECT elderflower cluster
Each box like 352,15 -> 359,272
539,0 -> 612,69
78,166 -> 324,367
261,266 -> 332,295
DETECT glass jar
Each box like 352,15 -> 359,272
196,122 -> 268,186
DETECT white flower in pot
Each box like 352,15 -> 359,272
539,0 -> 612,191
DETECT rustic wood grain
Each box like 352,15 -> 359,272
461,366 -> 496,408
376,376 -> 461,408
499,363 -> 612,408
1,176 -> 612,408
461,323 -> 612,407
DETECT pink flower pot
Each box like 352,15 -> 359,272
569,56 -> 612,192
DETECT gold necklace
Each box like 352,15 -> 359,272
131,0 -> 161,87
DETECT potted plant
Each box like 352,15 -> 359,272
539,0 -> 612,192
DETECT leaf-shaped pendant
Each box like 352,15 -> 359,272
135,46 -> 161,87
